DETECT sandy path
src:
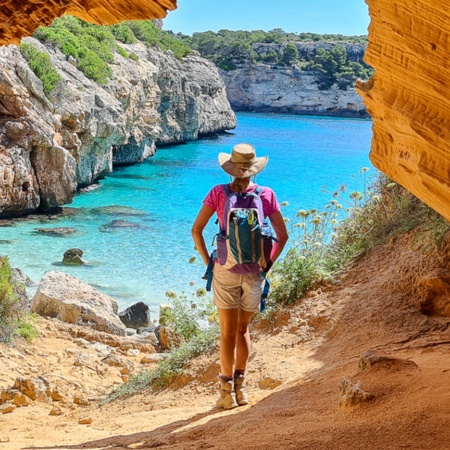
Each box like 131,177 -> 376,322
2,228 -> 450,449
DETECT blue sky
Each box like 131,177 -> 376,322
163,0 -> 370,36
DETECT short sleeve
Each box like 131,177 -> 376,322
203,185 -> 221,211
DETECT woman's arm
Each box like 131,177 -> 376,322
268,210 -> 289,266
191,204 -> 215,266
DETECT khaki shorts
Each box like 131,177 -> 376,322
212,263 -> 263,312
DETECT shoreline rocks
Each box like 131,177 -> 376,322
31,271 -> 127,336
0,38 -> 236,217
119,302 -> 152,330
220,64 -> 368,117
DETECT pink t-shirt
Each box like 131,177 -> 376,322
203,184 -> 280,228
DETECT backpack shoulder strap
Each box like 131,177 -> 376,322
255,185 -> 266,196
222,184 -> 231,197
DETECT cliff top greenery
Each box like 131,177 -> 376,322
170,28 -> 372,89
26,16 -> 191,88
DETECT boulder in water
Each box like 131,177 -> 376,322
62,248 -> 85,265
33,227 -> 78,237
90,205 -> 147,217
99,219 -> 141,232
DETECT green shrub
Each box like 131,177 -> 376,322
107,326 -> 219,402
110,23 -> 137,44
0,257 -> 37,343
34,16 -> 115,84
269,171 -> 450,306
170,29 -> 371,78
163,289 -> 216,343
16,317 -> 38,342
116,45 -> 129,58
307,45 -> 373,90
106,289 -> 218,401
19,42 -> 61,95
129,52 -> 139,62
33,16 -> 191,84
126,20 -> 191,60
281,43 -> 299,65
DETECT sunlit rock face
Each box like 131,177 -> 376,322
0,0 -> 177,46
0,40 -> 236,216
358,0 -> 450,221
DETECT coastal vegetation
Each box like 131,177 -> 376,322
30,16 -> 191,85
171,29 -> 373,89
19,41 -> 61,95
107,291 -> 219,401
0,257 -> 37,343
107,171 -> 449,398
269,173 -> 450,305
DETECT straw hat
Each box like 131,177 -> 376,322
218,143 -> 268,178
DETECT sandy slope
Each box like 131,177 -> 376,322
1,227 -> 450,450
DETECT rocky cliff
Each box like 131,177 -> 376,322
0,38 -> 236,217
220,64 -> 367,117
358,0 -> 450,222
219,42 -> 368,117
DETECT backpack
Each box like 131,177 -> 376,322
215,184 -> 275,274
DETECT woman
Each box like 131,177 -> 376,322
191,143 -> 288,409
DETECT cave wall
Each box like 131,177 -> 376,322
1,0 -> 450,221
358,0 -> 450,221
0,0 -> 177,46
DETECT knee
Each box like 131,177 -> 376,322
220,325 -> 238,338
237,323 -> 250,336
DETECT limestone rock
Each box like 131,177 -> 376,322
31,271 -> 126,336
49,406 -> 62,416
417,269 -> 450,317
119,302 -> 151,329
0,1 -> 177,46
359,350 -> 419,372
74,395 -> 90,406
339,378 -> 375,409
101,354 -> 134,372
358,0 -> 450,221
12,377 -> 49,403
220,64 -> 367,117
11,267 -> 33,305
1,405 -> 15,414
0,37 -> 236,217
155,325 -> 181,351
13,392 -> 31,407
140,353 -> 169,364
78,417 -> 92,425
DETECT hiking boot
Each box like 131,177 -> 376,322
216,377 -> 238,410
234,373 -> 249,406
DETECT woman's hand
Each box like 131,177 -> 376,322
192,204 -> 215,266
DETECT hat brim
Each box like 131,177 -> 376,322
218,153 -> 268,178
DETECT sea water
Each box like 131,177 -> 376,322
0,113 -> 373,313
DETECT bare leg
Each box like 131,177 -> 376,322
217,308 -> 239,377
234,308 -> 255,371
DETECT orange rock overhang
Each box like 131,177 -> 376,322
0,0 -> 177,46
357,0 -> 450,221
1,0 -> 450,221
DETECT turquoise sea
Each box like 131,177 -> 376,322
0,113 -> 373,314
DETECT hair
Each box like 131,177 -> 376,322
231,177 -> 252,193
